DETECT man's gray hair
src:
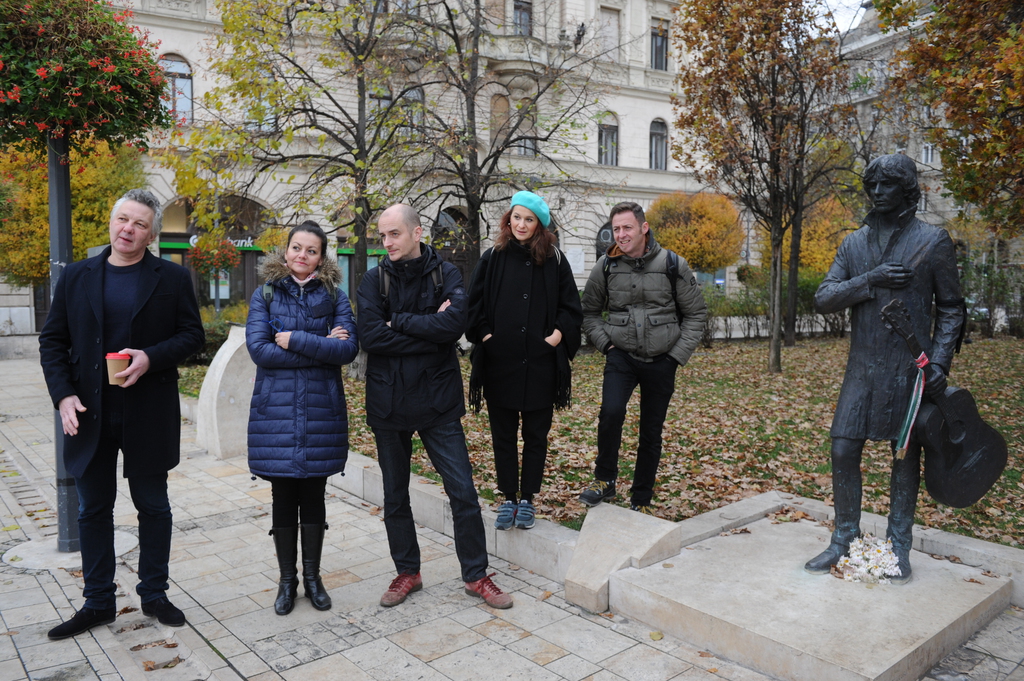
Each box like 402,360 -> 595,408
864,154 -> 922,209
110,189 -> 164,236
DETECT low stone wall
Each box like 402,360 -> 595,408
0,334 -> 40,360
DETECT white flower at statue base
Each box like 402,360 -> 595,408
837,535 -> 902,584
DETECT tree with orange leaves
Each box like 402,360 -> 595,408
671,0 -> 853,372
877,1 -> 1024,237
0,140 -> 144,286
647,192 -> 743,274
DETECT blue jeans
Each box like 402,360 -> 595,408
373,421 -> 488,583
76,406 -> 172,610
595,349 -> 677,506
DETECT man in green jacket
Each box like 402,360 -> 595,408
579,202 -> 707,512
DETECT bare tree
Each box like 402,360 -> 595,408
672,0 -> 852,371
404,0 -> 630,275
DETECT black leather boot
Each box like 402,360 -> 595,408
271,526 -> 299,615
806,438 -> 862,575
804,541 -> 849,574
300,523 -> 332,611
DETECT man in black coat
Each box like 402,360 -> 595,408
357,204 -> 512,610
39,189 -> 204,639
805,154 -> 963,583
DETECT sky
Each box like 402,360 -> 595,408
824,0 -> 868,34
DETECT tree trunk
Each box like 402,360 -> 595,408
784,211 -> 803,346
349,198 -> 370,314
463,204 -> 483,281
768,226 -> 784,373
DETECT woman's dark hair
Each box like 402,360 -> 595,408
287,220 -> 329,259
494,209 -> 557,265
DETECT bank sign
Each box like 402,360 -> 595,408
188,234 -> 257,249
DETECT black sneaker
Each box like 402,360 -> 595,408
47,607 -> 116,640
579,479 -> 615,507
630,504 -> 656,516
141,597 -> 186,627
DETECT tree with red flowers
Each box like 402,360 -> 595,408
0,0 -> 171,151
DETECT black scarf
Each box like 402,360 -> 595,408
468,244 -> 573,412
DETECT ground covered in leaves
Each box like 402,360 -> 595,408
341,335 -> 1023,547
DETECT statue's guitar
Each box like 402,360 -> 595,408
880,298 -> 1007,508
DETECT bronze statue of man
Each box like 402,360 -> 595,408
806,153 -> 964,584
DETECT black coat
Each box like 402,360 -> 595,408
815,212 -> 963,441
466,243 -> 583,412
39,248 -> 205,478
356,245 -> 468,432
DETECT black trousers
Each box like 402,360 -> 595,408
595,349 -> 677,506
488,404 -> 554,502
266,477 -> 328,527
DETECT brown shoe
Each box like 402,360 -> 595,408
465,573 -> 513,609
380,572 -> 422,607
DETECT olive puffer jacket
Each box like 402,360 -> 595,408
246,253 -> 358,479
581,234 -> 707,367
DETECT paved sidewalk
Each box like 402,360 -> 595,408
0,357 -> 1021,681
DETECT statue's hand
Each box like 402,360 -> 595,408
867,263 -> 913,288
923,362 -> 948,396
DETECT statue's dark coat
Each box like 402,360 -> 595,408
815,210 -> 963,441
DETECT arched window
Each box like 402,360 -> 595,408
491,94 -> 510,149
650,120 -> 668,170
159,54 -> 193,125
598,114 -> 618,166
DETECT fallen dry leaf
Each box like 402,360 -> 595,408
949,555 -> 963,564
538,591 -> 552,601
0,631 -> 17,637
965,578 -> 983,584
165,656 -> 181,668
719,527 -> 751,537
338,337 -> 1024,549
118,606 -> 138,615
699,651 -> 715,658
982,570 -> 999,578
116,623 -> 148,633
368,506 -> 382,516
600,612 -> 615,619
708,669 -> 718,673
650,631 -> 664,641
142,661 -> 156,671
662,563 -> 675,568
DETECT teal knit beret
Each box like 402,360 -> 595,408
510,190 -> 551,228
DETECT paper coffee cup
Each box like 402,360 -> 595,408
106,353 -> 131,385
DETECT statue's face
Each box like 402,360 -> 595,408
868,177 -> 906,215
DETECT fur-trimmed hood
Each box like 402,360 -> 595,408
258,250 -> 344,290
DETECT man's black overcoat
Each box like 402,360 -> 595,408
39,247 -> 204,478
815,211 -> 963,441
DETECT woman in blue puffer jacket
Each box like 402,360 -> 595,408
246,221 -> 358,616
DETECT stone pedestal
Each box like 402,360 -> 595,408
196,324 -> 255,460
611,514 -> 1012,681
564,503 -> 682,613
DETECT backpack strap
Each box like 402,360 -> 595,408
379,269 -> 392,311
262,282 -> 274,305
378,266 -> 444,311
430,265 -> 444,299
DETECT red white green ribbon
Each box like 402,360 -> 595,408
895,352 -> 929,459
